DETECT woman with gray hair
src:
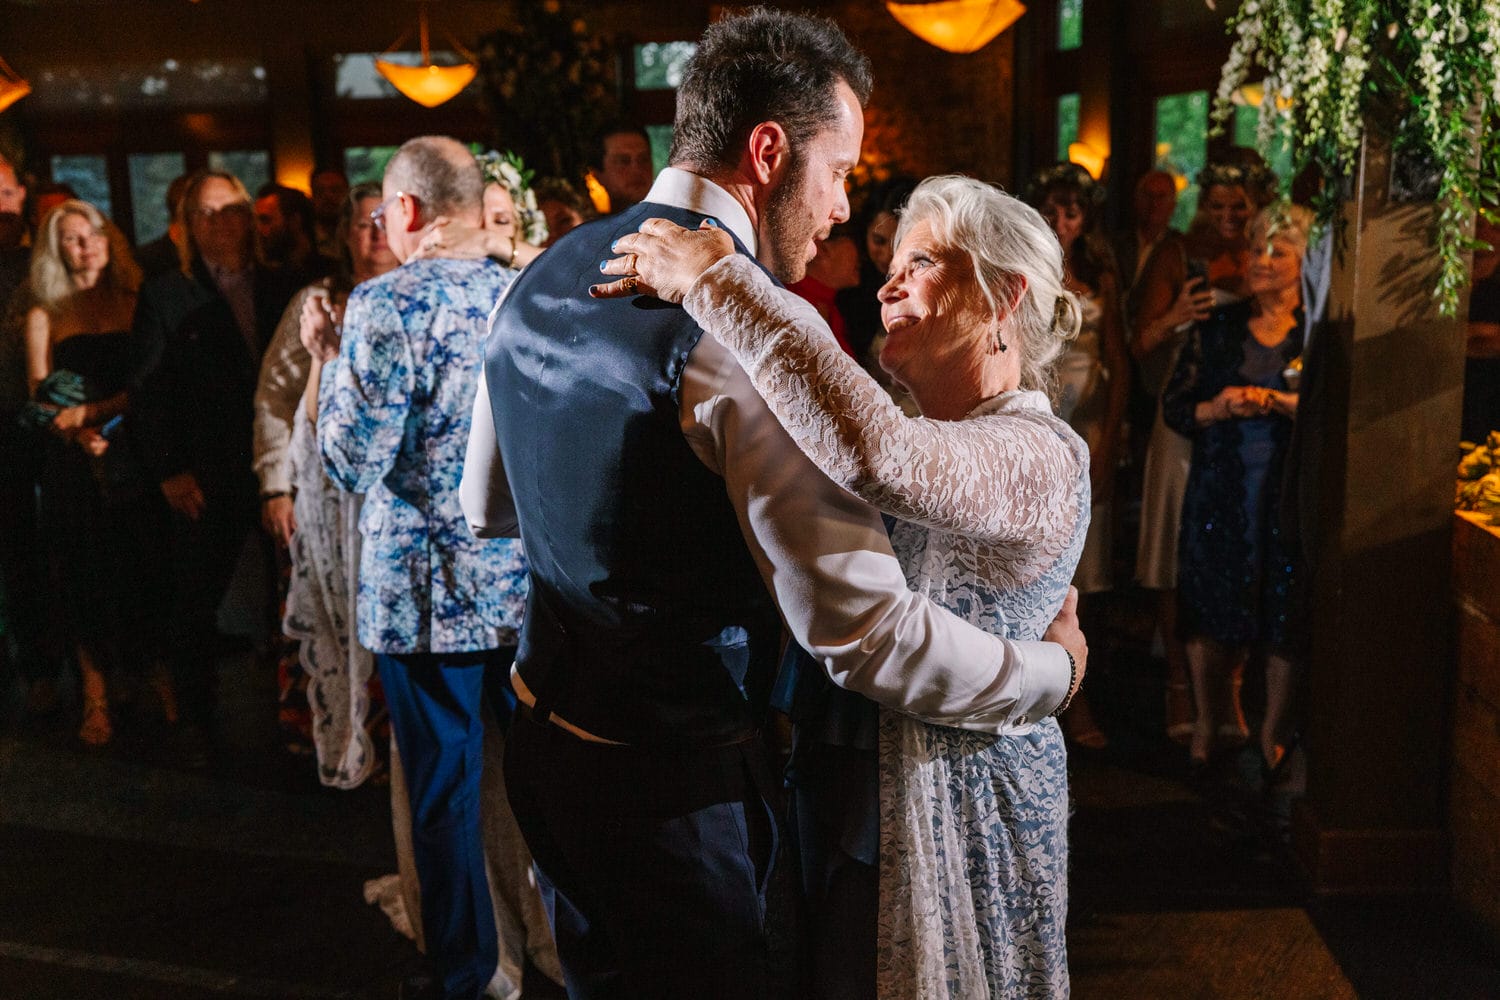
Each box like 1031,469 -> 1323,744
601,174 -> 1090,997
1162,202 -> 1309,779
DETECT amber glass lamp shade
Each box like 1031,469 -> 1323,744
375,60 -> 477,108
376,1 -> 476,109
885,0 -> 1027,54
0,57 -> 32,114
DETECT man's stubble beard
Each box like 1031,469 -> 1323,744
759,149 -> 818,285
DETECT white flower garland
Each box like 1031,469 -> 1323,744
1213,0 -> 1500,317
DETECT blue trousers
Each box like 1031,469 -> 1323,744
378,648 -> 512,1000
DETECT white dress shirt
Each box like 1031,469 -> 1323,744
461,168 -> 1071,734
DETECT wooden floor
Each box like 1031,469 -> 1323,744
2,622 -> 1498,999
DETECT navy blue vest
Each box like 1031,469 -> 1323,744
486,201 -> 782,747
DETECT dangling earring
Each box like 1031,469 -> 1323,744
994,325 -> 1008,353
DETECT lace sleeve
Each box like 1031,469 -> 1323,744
684,254 -> 1086,546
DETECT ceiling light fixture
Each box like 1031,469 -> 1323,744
885,0 -> 1027,54
376,1 -> 477,109
0,55 -> 32,114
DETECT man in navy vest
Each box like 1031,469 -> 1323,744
462,10 -> 1087,999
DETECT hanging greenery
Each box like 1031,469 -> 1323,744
477,0 -> 620,186
1212,0 -> 1500,317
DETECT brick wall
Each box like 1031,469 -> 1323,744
828,2 -> 1017,189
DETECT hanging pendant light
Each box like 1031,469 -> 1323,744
376,1 -> 477,109
886,0 -> 1027,54
0,55 -> 32,114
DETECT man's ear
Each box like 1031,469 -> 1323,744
746,121 -> 790,186
402,192 -> 424,234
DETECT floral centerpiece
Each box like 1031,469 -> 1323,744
478,0 -> 619,187
1458,430 -> 1500,520
1212,0 -> 1500,317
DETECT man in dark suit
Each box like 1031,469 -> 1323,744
463,10 -> 1086,998
132,169 -> 299,761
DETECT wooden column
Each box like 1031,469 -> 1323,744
1451,511 -> 1500,938
1292,133 -> 1469,893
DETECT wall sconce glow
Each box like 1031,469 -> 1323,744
1067,141 -> 1106,180
584,172 -> 611,215
885,0 -> 1027,54
0,56 -> 33,114
376,1 -> 477,108
1230,81 -> 1292,110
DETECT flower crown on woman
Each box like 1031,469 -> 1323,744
476,150 -> 549,246
1025,161 -> 1106,209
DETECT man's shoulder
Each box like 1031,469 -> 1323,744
137,267 -> 210,320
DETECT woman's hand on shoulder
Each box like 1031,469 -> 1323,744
592,218 -> 735,304
412,216 -> 511,264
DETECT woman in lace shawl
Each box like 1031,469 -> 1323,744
254,182 -> 397,785
602,175 -> 1090,998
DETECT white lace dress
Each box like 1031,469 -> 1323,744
684,255 -> 1090,999
284,403 -> 378,789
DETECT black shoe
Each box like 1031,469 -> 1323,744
176,722 -> 214,771
396,967 -> 443,1000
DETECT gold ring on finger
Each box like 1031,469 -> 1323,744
623,275 -> 639,294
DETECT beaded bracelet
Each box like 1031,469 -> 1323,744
1052,650 -> 1078,717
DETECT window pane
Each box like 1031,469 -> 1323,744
50,155 -> 112,221
1056,93 -> 1080,164
344,146 -> 400,185
645,124 -> 673,177
634,42 -> 697,90
1154,90 -> 1209,232
208,150 -> 270,196
128,151 -> 187,245
29,58 -> 266,111
1058,0 -> 1083,50
1232,103 -> 1293,196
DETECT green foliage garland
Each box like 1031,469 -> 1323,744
1213,0 -> 1500,317
478,0 -> 620,186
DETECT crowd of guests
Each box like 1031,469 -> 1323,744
0,10 -> 1494,992
781,152 -> 1313,791
0,126 -> 1322,997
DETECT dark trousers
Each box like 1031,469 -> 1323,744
505,710 -> 798,999
0,427 -> 54,684
789,742 -> 878,1000
378,647 -> 509,1000
165,512 -> 250,729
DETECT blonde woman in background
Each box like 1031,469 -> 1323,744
23,200 -> 167,745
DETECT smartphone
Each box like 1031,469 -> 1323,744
1184,259 -> 1209,288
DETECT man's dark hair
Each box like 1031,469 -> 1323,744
255,182 -> 316,241
312,163 -> 348,182
669,7 -> 873,174
591,121 -> 651,169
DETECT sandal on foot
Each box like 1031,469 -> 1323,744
79,697 -> 113,746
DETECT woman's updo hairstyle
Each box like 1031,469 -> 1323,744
895,174 -> 1079,398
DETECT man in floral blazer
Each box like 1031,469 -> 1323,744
313,136 -> 527,1000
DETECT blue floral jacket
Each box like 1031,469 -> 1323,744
319,258 -> 526,654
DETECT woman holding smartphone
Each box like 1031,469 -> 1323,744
1129,163 -> 1256,752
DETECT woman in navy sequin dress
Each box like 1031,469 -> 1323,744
1162,204 -> 1310,773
